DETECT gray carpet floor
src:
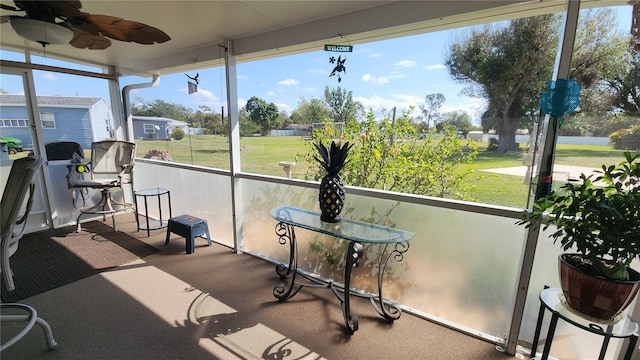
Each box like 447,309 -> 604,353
1,214 -> 517,360
1,221 -> 159,302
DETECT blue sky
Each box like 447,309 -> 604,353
1,5 -> 633,126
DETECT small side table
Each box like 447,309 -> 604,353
531,287 -> 639,360
134,188 -> 172,237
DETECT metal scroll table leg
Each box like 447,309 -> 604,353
335,241 -> 363,334
369,241 -> 409,322
273,222 -> 303,300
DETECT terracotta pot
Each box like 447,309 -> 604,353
559,253 -> 640,320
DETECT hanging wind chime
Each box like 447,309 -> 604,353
632,1 -> 640,52
325,35 -> 353,83
185,73 -> 199,94
537,78 -> 581,196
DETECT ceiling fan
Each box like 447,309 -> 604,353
0,0 -> 170,49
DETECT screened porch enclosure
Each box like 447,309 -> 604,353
1,1 -> 638,359
133,159 -> 635,359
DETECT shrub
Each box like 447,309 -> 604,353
487,137 -> 499,151
300,109 -> 478,200
609,125 -> 640,150
171,127 -> 185,140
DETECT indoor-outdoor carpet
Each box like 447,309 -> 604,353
1,221 -> 160,303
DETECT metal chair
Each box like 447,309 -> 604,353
0,155 -> 57,351
68,140 -> 136,232
45,141 -> 84,161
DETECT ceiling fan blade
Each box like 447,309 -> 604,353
48,0 -> 83,18
69,28 -> 111,49
6,0 -> 169,49
82,14 -> 170,45
11,0 -> 82,20
0,3 -> 19,11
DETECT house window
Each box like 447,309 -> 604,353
0,119 -> 28,127
144,124 -> 156,134
40,112 -> 56,128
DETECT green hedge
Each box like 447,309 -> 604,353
609,125 -> 640,150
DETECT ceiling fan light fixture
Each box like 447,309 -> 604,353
10,18 -> 74,46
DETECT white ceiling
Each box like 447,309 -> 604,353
0,0 -> 627,77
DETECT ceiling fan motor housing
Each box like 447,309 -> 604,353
10,18 -> 74,46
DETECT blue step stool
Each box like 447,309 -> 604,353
165,215 -> 211,254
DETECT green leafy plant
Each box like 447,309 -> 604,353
609,125 -> 640,150
301,108 -> 477,199
519,151 -> 640,280
170,127 -> 185,140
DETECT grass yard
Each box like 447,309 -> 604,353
7,135 -> 630,209
133,136 -> 632,209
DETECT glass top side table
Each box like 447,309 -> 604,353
270,205 -> 415,244
269,205 -> 415,334
134,188 -> 172,237
530,287 -> 639,360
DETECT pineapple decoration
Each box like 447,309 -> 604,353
314,140 -> 354,223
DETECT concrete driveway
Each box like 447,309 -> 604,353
482,164 -> 602,182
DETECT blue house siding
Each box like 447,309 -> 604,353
40,107 -> 95,150
133,120 -> 168,140
0,106 -> 93,150
0,95 -> 113,153
0,105 -> 32,148
131,116 -> 183,140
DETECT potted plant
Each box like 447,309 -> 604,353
519,151 -> 640,320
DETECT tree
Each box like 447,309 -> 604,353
446,9 -> 630,152
290,97 -> 332,125
419,93 -> 446,131
437,111 -> 474,135
244,96 -> 280,136
445,15 -> 558,153
132,98 -> 192,121
609,49 -> 640,115
238,110 -> 260,136
188,105 -> 225,135
323,86 -> 364,123
277,110 -> 291,129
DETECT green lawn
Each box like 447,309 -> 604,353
133,136 -> 631,209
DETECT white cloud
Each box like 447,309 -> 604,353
350,92 -> 487,126
267,91 -> 276,97
42,73 -> 58,81
185,88 -> 222,109
425,64 -> 446,70
278,78 -> 299,86
394,93 -> 423,103
370,53 -> 381,58
275,102 -> 292,112
353,95 -> 392,111
360,73 -> 406,84
442,97 -> 488,124
394,60 -> 416,68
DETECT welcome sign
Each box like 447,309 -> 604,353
324,44 -> 353,52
